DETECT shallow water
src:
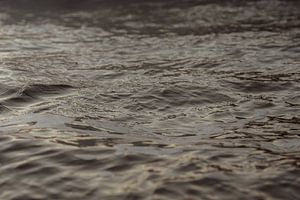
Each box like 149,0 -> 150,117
0,0 -> 300,199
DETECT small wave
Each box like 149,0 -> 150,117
0,84 -> 74,108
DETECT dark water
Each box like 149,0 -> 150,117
0,0 -> 300,199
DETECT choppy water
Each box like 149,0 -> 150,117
0,0 -> 300,199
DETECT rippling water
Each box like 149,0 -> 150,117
0,0 -> 300,199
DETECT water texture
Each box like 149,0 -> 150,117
0,0 -> 299,199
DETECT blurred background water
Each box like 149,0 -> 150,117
0,0 -> 299,199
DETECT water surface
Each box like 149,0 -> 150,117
0,0 -> 299,199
